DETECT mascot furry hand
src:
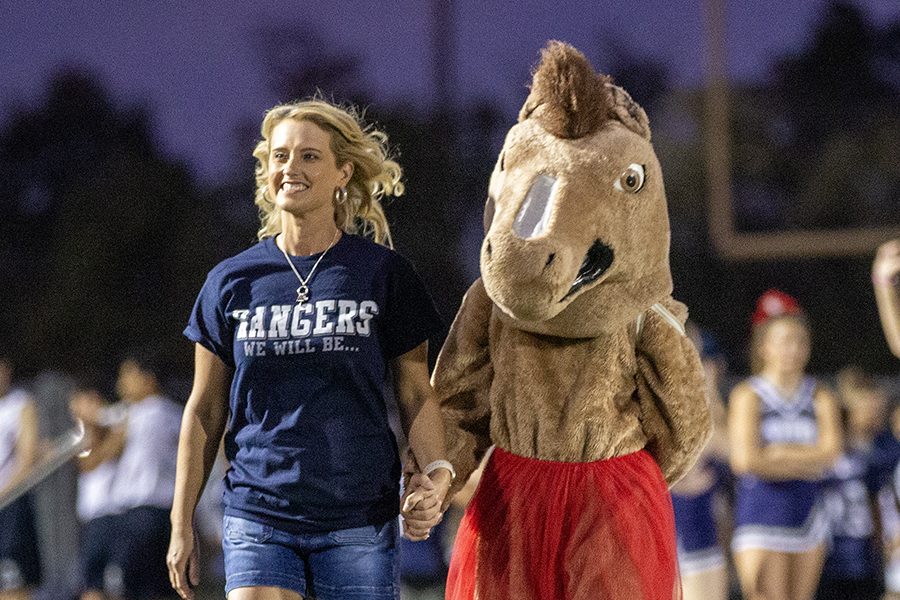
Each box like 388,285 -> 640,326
432,41 -> 712,600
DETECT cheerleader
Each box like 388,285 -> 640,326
729,290 -> 842,600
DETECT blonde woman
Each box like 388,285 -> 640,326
729,290 -> 842,600
167,99 -> 452,600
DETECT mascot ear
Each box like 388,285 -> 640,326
606,83 -> 651,140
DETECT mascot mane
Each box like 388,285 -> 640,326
519,41 -> 651,141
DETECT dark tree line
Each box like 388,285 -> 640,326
2,2 -> 899,389
0,29 -> 500,387
0,72 -> 216,386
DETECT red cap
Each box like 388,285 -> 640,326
751,289 -> 802,327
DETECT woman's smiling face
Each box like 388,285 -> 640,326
267,118 -> 352,222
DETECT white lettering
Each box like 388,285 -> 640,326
291,303 -> 313,337
314,300 -> 336,335
233,299 -> 380,344
247,307 -> 267,339
762,418 -> 817,445
336,300 -> 358,334
356,301 -> 379,336
268,305 -> 292,339
234,310 -> 250,340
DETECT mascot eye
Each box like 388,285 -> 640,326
499,151 -> 506,172
614,164 -> 646,193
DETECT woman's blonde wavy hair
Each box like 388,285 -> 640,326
253,99 -> 404,247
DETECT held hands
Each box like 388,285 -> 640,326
400,469 -> 452,541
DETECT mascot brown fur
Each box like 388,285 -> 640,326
427,41 -> 712,599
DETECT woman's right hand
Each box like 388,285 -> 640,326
167,525 -> 200,600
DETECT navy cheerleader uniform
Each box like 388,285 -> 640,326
732,376 -> 829,554
672,461 -> 727,576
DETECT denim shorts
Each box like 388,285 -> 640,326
222,514 -> 400,599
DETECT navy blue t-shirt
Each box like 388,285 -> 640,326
184,233 -> 442,534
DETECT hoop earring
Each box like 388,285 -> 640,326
261,185 -> 270,201
334,187 -> 348,204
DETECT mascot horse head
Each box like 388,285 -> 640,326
481,41 -> 674,338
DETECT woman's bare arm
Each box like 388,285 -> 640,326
167,344 -> 231,600
0,400 -> 38,496
394,342 -> 452,540
729,383 -> 839,481
760,386 -> 841,474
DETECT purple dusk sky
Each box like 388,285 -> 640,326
2,0 -> 898,184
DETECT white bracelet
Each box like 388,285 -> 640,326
423,459 -> 456,481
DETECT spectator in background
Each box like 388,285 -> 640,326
816,366 -> 897,600
69,388 -> 125,600
873,240 -> 900,359
0,355 -> 41,600
670,323 -> 731,600
71,348 -> 183,600
870,240 -> 900,600
729,290 -> 842,600
187,441 -> 228,599
879,406 -> 900,600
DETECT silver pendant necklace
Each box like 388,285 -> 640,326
279,229 -> 340,304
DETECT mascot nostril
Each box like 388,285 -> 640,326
563,239 -> 614,301
431,40 -> 711,600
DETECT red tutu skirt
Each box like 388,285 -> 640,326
446,448 -> 681,600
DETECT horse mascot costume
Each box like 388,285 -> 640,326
426,41 -> 712,599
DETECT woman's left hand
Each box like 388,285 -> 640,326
401,472 -> 446,541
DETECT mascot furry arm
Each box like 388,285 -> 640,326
431,278 -> 494,503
